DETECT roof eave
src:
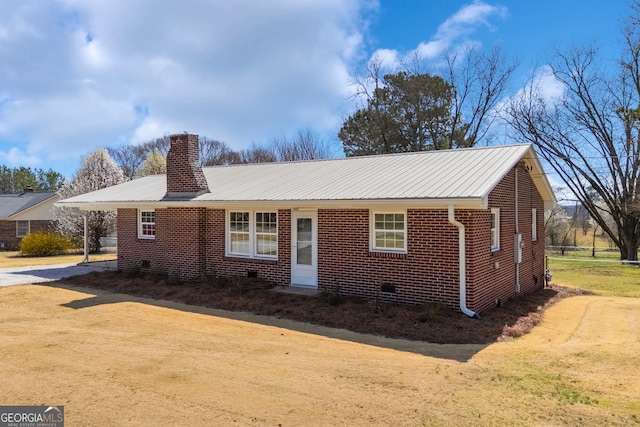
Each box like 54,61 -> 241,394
56,197 -> 490,211
479,145 -> 557,208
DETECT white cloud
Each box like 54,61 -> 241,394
0,147 -> 41,168
437,1 -> 507,39
370,48 -> 399,70
534,66 -> 565,102
1,88 -> 137,158
500,65 -> 565,113
0,0 -> 374,176
370,1 -> 508,69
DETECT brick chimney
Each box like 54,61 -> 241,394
165,133 -> 209,198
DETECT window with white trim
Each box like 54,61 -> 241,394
371,211 -> 407,253
138,210 -> 156,239
532,208 -> 537,241
227,211 -> 278,258
16,220 -> 29,237
229,211 -> 250,255
491,208 -> 500,251
255,212 -> 278,256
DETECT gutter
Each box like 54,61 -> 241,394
448,205 -> 480,319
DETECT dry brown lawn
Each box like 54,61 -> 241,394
60,270 -> 586,344
0,251 -> 116,268
1,279 -> 639,426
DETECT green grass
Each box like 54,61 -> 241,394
548,248 -> 640,298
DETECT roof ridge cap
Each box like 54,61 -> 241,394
202,144 -> 532,170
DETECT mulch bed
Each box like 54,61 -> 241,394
61,271 -> 590,344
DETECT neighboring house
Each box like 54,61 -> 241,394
0,189 -> 60,250
57,134 -> 556,316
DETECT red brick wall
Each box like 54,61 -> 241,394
203,209 -> 291,283
115,164 -> 545,312
0,221 -> 18,250
161,207 -> 208,279
317,209 -> 463,306
117,207 -> 207,280
0,220 -> 54,250
118,209 -> 166,273
466,164 -> 546,312
118,208 -> 290,282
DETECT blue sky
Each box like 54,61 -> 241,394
0,0 -> 631,180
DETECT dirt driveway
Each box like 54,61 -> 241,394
1,284 -> 638,426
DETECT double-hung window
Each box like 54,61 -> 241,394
138,210 -> 156,239
227,211 -> 278,259
16,220 -> 29,237
490,208 -> 500,251
370,211 -> 407,253
255,212 -> 278,256
229,212 -> 250,255
532,208 -> 538,241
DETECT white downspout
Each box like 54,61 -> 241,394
515,167 -> 520,293
448,205 -> 479,319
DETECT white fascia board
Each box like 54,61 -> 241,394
55,201 -> 167,211
57,197 -> 489,211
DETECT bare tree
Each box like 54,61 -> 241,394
107,144 -> 147,180
577,204 -> 592,236
237,143 -> 278,163
506,5 -> 640,260
272,126 -> 332,161
199,137 -> 237,166
544,204 -> 570,248
444,45 -> 519,147
108,136 -> 170,179
109,129 -> 330,172
110,135 -> 240,175
56,148 -> 126,253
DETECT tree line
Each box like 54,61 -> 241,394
0,165 -> 64,193
107,127 -> 333,179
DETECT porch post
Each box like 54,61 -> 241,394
83,212 -> 89,263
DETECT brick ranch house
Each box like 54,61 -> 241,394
57,134 -> 555,316
0,189 -> 60,250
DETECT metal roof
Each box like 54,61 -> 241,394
0,192 -> 58,219
57,144 -> 556,210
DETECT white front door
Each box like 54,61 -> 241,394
291,210 -> 318,288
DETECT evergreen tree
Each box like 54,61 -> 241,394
339,72 -> 465,156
